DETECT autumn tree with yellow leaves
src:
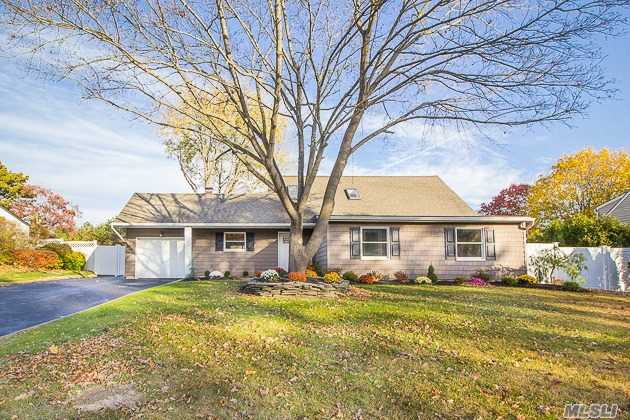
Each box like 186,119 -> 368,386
162,91 -> 282,195
528,148 -> 630,226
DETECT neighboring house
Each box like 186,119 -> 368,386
595,191 -> 630,224
0,204 -> 29,235
113,176 -> 533,279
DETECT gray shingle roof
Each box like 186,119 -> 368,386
115,176 -> 476,225
596,191 -> 630,223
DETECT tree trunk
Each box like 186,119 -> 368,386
288,219 -> 310,272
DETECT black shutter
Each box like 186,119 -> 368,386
390,227 -> 400,257
485,228 -> 496,260
246,232 -> 255,251
215,231 -> 224,252
350,227 -> 360,259
444,227 -> 455,258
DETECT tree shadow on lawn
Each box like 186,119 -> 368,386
230,285 -> 629,376
365,284 -> 630,326
128,297 -> 629,419
367,289 -> 628,350
2,281 -> 628,419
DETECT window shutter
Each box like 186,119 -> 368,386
444,227 -> 455,258
246,232 -> 255,251
485,228 -> 496,260
390,227 -> 400,257
215,231 -> 224,252
350,227 -> 360,259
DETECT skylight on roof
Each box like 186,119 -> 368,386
344,188 -> 361,200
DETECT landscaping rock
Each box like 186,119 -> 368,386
239,279 -> 349,297
71,383 -> 143,412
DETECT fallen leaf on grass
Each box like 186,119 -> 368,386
14,390 -> 35,401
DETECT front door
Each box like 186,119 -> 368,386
277,232 -> 290,271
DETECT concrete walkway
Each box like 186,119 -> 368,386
0,277 -> 174,336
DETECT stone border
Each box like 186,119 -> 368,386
239,279 -> 349,297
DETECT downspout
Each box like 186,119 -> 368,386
522,220 -> 533,276
110,223 -> 128,245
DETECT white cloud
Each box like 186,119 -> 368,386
345,121 -> 523,208
0,63 -> 524,224
279,116 -> 523,209
0,63 -> 190,224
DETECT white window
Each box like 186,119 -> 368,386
455,228 -> 484,260
224,232 -> 246,252
361,227 -> 389,260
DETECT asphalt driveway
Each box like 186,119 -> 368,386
0,277 -> 175,336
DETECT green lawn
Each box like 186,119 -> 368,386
0,269 -> 95,286
0,282 -> 628,419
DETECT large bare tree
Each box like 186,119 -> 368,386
1,0 -> 627,270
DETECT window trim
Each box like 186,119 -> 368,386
224,231 -> 246,252
360,226 -> 390,260
455,227 -> 485,261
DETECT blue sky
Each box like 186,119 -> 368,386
1,31 -> 628,224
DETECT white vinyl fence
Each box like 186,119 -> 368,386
526,243 -> 629,291
41,239 -> 125,277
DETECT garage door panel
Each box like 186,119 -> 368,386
136,238 -> 185,279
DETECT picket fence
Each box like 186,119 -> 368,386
526,243 -> 629,291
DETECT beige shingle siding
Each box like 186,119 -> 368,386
125,228 -> 280,278
192,229 -> 278,277
326,223 -> 526,279
312,226 -> 328,272
124,228 -> 185,278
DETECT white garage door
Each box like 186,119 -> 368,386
135,238 -> 185,279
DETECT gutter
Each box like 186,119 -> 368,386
328,215 -> 535,225
112,217 -> 534,229
111,222 -> 318,229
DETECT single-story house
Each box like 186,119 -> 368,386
595,191 -> 630,224
0,204 -> 29,235
113,176 -> 533,279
